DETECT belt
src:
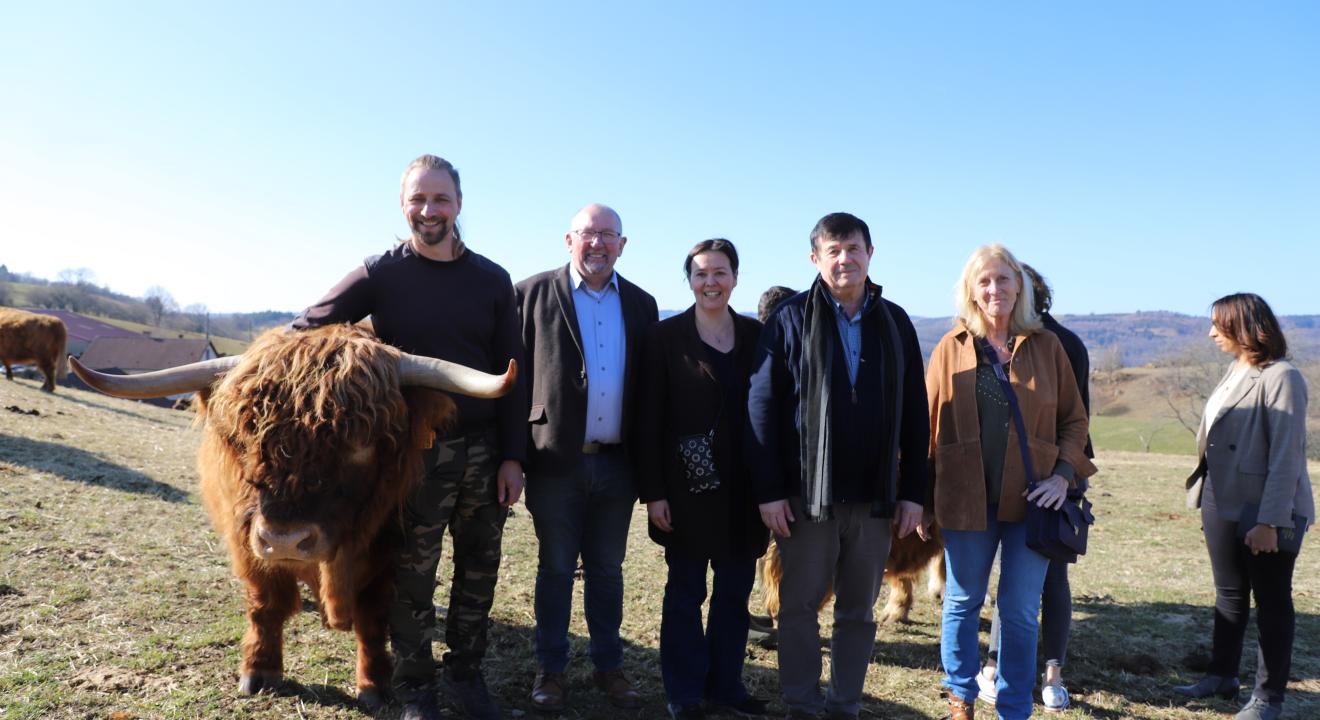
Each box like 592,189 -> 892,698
582,442 -> 624,455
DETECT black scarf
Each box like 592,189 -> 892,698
798,277 -> 905,521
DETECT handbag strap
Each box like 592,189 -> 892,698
699,357 -> 724,440
977,337 -> 1038,488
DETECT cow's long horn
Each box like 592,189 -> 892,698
69,355 -> 240,399
398,355 -> 517,399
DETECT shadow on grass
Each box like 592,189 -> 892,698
0,432 -> 189,502
470,618 -> 929,720
1058,596 -> 1320,718
53,388 -> 185,427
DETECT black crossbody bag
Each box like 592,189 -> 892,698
677,392 -> 722,495
980,338 -> 1094,563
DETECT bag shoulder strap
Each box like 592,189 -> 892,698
977,337 -> 1038,488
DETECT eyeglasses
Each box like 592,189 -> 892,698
573,229 -> 622,244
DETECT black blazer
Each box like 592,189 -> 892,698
636,306 -> 769,560
514,264 -> 659,476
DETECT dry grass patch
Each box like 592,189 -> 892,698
2,375 -> 1318,718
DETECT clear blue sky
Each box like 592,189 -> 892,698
3,2 -> 1317,318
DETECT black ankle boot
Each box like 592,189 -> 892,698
1173,675 -> 1241,700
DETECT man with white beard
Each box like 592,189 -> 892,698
514,204 -> 658,713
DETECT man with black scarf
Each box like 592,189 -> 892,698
746,212 -> 929,720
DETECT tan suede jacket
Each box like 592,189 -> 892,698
926,323 -> 1097,531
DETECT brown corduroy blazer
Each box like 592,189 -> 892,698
925,322 -> 1097,531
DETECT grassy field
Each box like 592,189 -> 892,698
3,376 -> 1319,719
1088,416 -> 1196,456
92,316 -> 250,357
4,282 -> 252,356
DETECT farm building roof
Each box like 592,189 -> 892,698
78,336 -> 218,373
18,308 -> 141,346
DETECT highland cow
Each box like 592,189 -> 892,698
0,307 -> 68,392
761,523 -> 945,625
70,324 -> 515,707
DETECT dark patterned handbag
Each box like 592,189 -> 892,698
677,429 -> 721,494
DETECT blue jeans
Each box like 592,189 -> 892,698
942,507 -> 1049,720
987,556 -> 1072,665
525,452 -> 635,673
660,551 -> 756,706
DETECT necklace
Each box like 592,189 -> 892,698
696,314 -> 734,349
986,335 -> 1015,357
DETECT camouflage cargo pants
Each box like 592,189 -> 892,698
390,427 -> 508,700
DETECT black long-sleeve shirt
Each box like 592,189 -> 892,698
293,242 -> 527,463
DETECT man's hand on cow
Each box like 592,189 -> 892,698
895,500 -> 923,539
497,460 -> 524,507
1024,474 -> 1069,510
759,499 -> 795,538
647,500 -> 673,532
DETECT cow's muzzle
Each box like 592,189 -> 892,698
251,516 -> 329,563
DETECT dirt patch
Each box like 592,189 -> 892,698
70,666 -> 177,693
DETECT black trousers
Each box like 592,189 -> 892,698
1201,494 -> 1298,704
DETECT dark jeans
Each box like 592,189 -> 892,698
525,452 -> 635,673
660,551 -> 756,707
988,557 -> 1071,665
1202,498 -> 1298,704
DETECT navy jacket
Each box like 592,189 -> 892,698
746,281 -> 929,516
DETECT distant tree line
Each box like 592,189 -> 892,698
1,264 -> 294,340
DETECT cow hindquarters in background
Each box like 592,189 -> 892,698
877,524 -> 946,624
761,520 -> 945,624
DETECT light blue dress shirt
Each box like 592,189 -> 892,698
831,289 -> 873,386
570,266 -> 627,444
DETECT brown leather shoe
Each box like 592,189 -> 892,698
592,668 -> 642,709
531,670 -> 567,713
942,695 -> 974,720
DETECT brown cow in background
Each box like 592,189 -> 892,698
0,307 -> 68,392
761,523 -> 945,625
71,324 -> 516,708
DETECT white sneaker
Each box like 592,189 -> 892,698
1041,680 -> 1070,712
975,665 -> 997,705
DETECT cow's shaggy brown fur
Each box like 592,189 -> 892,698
193,325 -> 455,704
0,307 -> 68,392
761,523 -> 945,625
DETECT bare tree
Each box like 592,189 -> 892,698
144,286 -> 177,326
1153,344 -> 1224,436
1095,343 -> 1124,379
1135,423 -> 1163,453
182,303 -> 209,333
57,267 -> 96,287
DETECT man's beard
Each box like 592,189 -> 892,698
411,217 -> 452,246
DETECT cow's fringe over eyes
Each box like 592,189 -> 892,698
204,325 -> 412,490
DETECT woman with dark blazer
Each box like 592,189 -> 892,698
637,239 -> 769,720
1174,293 -> 1313,720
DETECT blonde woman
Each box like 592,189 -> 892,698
926,245 -> 1095,720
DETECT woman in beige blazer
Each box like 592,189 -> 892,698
1174,293 -> 1312,720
